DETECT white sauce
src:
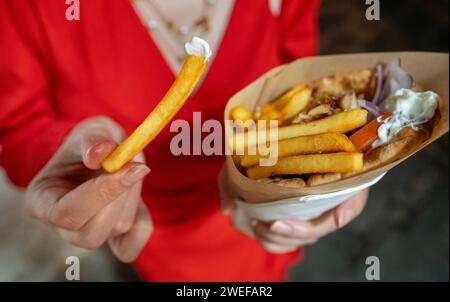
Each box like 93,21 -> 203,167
372,88 -> 439,148
185,36 -> 212,61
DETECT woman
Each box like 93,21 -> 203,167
0,0 -> 368,281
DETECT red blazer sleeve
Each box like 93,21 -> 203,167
0,2 -> 76,188
279,0 -> 321,62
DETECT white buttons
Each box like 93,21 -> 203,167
147,19 -> 158,29
178,25 -> 189,35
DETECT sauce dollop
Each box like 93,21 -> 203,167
373,88 -> 439,148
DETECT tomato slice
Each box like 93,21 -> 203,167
350,112 -> 392,152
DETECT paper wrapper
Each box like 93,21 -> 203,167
223,52 -> 448,234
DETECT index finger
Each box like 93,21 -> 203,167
47,162 -> 150,230
266,211 -> 338,241
271,190 -> 368,240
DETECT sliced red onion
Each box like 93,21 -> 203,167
358,100 -> 381,117
372,63 -> 384,105
378,58 -> 413,108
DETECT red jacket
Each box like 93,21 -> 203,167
0,0 -> 319,281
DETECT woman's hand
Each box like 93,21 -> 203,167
25,117 -> 152,262
219,167 -> 369,253
252,190 -> 369,253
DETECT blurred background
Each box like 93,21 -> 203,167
0,0 -> 448,281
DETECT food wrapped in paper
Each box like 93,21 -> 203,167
222,52 -> 448,233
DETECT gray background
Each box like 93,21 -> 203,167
0,0 -> 448,281
289,0 -> 449,282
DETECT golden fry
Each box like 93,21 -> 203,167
232,109 -> 368,152
240,133 -> 356,167
255,85 -> 310,122
230,106 -> 254,123
102,54 -> 208,173
281,86 -> 312,120
259,104 -> 275,116
271,84 -> 307,110
259,110 -> 283,123
246,152 -> 363,180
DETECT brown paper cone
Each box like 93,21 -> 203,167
224,52 -> 449,203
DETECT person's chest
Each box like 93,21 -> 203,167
33,0 -> 283,194
38,0 -> 282,133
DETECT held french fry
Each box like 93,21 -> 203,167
240,133 -> 356,167
232,109 -> 368,152
246,152 -> 364,180
102,37 -> 211,173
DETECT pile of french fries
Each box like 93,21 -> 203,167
229,84 -> 369,187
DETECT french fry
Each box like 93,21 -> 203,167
255,85 -> 310,122
240,133 -> 356,167
246,152 -> 363,180
271,84 -> 307,110
259,109 -> 283,123
232,109 -> 368,152
102,38 -> 210,173
230,106 -> 254,123
259,104 -> 275,116
280,86 -> 312,120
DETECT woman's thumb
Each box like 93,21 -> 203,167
74,117 -> 125,170
83,140 -> 118,170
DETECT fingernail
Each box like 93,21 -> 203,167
338,209 -> 354,228
122,165 -> 150,186
90,142 -> 106,154
85,141 -> 115,165
84,142 -> 105,160
271,221 -> 293,235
